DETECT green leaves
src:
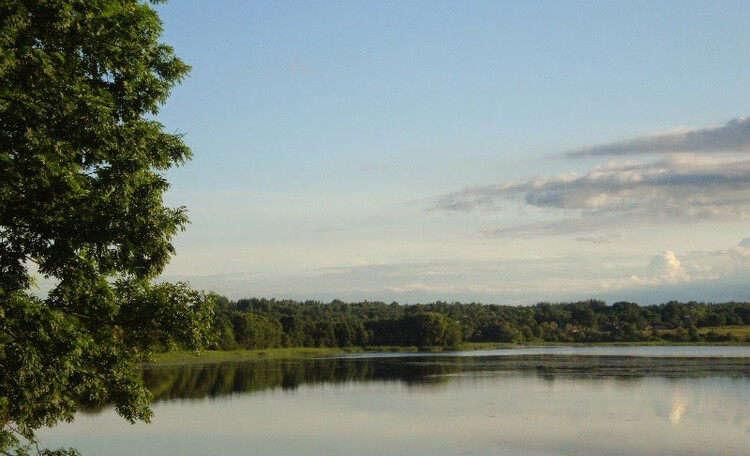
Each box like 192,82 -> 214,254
116,281 -> 216,357
0,0 -> 192,287
0,1 -> 205,454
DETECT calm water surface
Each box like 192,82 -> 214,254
39,347 -> 750,455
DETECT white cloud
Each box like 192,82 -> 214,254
574,234 -> 621,244
383,282 -> 495,295
162,237 -> 750,305
438,156 -> 750,214
432,116 -> 750,241
567,117 -> 750,157
631,251 -> 691,285
435,155 -> 750,237
729,237 -> 750,261
648,251 -> 689,280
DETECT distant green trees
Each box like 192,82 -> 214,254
201,298 -> 750,351
408,312 -> 462,347
232,313 -> 283,350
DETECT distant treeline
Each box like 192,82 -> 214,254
204,298 -> 750,350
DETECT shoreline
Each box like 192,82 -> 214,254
148,341 -> 750,366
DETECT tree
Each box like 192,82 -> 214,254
231,312 -> 283,350
0,1 -> 212,454
404,312 -> 462,347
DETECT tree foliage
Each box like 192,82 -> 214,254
205,298 -> 750,351
0,1 -> 212,454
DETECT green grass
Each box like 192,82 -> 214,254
150,344 -> 496,365
462,339 -> 750,348
150,331 -> 750,366
656,325 -> 750,341
151,347 -> 358,365
698,325 -> 750,337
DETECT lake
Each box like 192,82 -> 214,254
39,346 -> 750,455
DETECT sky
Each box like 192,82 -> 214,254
148,0 -> 750,304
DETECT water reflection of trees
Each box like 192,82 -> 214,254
141,356 -> 750,403
143,358 -> 459,402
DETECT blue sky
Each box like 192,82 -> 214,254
151,0 -> 750,304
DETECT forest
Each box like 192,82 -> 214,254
203,298 -> 750,351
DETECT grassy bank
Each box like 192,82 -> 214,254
150,344 -> 490,365
149,339 -> 749,366
151,347 -> 357,365
699,325 -> 750,338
